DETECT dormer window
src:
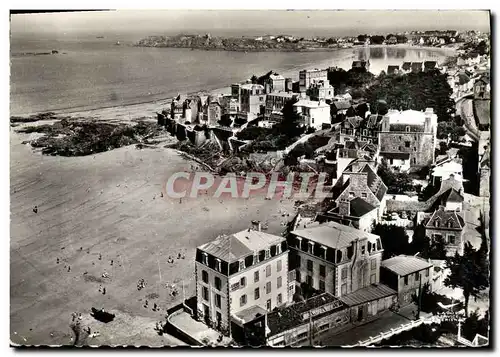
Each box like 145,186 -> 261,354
434,220 -> 440,228
447,221 -> 454,228
215,258 -> 222,272
276,244 -> 282,255
321,246 -> 327,259
202,252 -> 208,265
308,241 -> 314,254
361,245 -> 366,255
296,237 -> 302,249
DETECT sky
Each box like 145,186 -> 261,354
10,10 -> 491,38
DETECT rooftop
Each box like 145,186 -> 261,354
241,83 -> 265,91
294,99 -> 329,109
198,229 -> 285,262
291,221 -> 380,250
233,305 -> 268,325
385,109 -> 434,125
339,284 -> 396,307
348,197 -> 377,217
266,293 -> 347,337
381,255 -> 433,277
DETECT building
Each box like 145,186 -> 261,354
378,152 -> 411,172
170,94 -> 186,121
243,293 -> 349,346
299,68 -> 328,93
307,80 -> 334,102
293,99 -> 331,130
479,147 -> 490,197
430,159 -> 464,186
351,60 -> 370,72
473,99 -> 490,131
195,227 -> 289,336
380,255 -> 433,306
357,114 -> 383,143
239,83 -> 266,121
378,108 -> 438,168
288,221 -> 384,298
201,95 -> 223,126
264,92 -> 298,120
330,163 -> 388,219
264,73 -> 286,93
317,197 -> 379,232
421,206 -> 465,255
288,221 -> 397,329
331,100 -> 351,120
474,75 -> 490,100
338,116 -> 363,144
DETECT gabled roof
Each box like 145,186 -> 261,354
349,197 -> 377,217
424,207 -> 465,229
442,188 -> 464,203
332,100 -> 351,111
361,164 -> 387,202
198,230 -> 285,262
346,116 -> 363,129
381,255 -> 433,276
291,221 -> 380,250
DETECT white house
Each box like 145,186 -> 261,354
293,99 -> 331,130
430,160 -> 463,186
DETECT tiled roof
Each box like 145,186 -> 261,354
266,293 -> 347,337
361,164 -> 387,202
443,188 -> 464,203
424,207 -> 465,229
385,199 -> 429,213
339,284 -> 396,307
381,255 -> 433,276
349,197 -> 377,217
198,230 -> 285,262
332,100 -> 351,111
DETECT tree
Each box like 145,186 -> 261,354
409,224 -> 447,260
372,223 -> 410,259
377,159 -> 415,193
444,242 -> 489,317
250,75 -> 258,84
462,309 -> 489,341
370,35 -> 385,45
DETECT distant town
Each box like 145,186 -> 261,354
137,30 -> 481,52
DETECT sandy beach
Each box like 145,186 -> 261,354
10,126 -> 296,346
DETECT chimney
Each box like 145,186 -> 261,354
251,220 -> 262,231
338,201 -> 350,216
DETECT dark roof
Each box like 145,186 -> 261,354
349,197 -> 377,217
443,188 -> 464,203
402,62 -> 412,70
476,75 -> 490,85
473,100 -> 490,126
339,284 -> 396,307
361,164 -> 387,202
266,293 -> 347,337
458,73 -> 471,85
386,199 -> 429,213
346,116 -> 363,129
379,152 -> 411,160
381,255 -> 433,276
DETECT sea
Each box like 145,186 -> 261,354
10,31 -> 451,116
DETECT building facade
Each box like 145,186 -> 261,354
264,92 -> 298,119
378,108 -> 438,168
299,68 -> 328,93
422,206 -> 465,256
239,83 -> 266,121
195,228 -> 289,336
293,99 -> 331,130
307,80 -> 335,102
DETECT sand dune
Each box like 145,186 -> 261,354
10,130 -> 295,346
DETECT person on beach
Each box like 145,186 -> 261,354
33,206 -> 38,214
102,288 -> 106,295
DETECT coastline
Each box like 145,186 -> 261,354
13,44 -> 456,119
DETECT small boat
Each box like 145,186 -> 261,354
96,36 -> 104,39
115,41 -> 121,46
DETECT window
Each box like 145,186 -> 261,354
405,141 -> 410,148
296,255 -> 301,268
433,234 -> 443,241
434,220 -> 440,227
341,267 -> 348,279
215,294 -> 221,308
240,294 -> 247,307
277,260 -> 282,272
319,280 -> 326,291
349,192 -> 355,198
413,147 -> 417,152
266,299 -> 272,311
216,311 -> 222,326
307,275 -> 313,287
361,245 -> 366,254
406,126 -> 410,132
308,241 -> 314,253
362,192 -> 367,198
425,268 -> 429,277
297,332 -> 308,341
254,288 -> 260,300
398,146 -> 402,151
202,270 -> 208,283
276,244 -> 282,254
214,276 -> 221,290
307,259 -> 313,272
216,259 -> 221,272
253,254 -> 258,265
266,265 -> 271,277
296,270 -> 301,282
449,235 -> 456,244
277,276 -> 283,289
341,283 -> 347,295
239,260 -> 245,270
230,282 -> 240,291
370,273 -> 376,284
277,293 -> 283,306
320,265 -> 326,278
202,253 -> 208,265
240,277 -> 246,288
447,221 -> 454,228
415,272 -> 420,281
413,158 -> 416,164
404,276 -> 408,285
254,271 -> 260,283
202,287 -> 209,301
266,281 -> 272,294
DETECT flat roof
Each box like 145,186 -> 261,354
385,109 -> 430,125
294,100 -> 329,108
339,284 -> 396,307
